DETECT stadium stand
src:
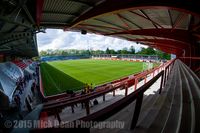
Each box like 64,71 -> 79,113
0,69 -> 17,100
0,60 -> 38,108
0,62 -> 24,80
1,0 -> 200,133
93,54 -> 159,62
12,60 -> 28,70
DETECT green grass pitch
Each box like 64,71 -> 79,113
40,59 -> 145,96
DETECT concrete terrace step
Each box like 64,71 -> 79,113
134,61 -> 179,132
90,73 -> 163,133
178,61 -> 200,132
145,63 -> 181,133
136,92 -> 160,128
178,60 -> 200,133
178,60 -> 195,133
161,65 -> 182,133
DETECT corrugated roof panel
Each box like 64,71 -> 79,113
83,18 -> 126,32
117,34 -> 136,40
154,36 -> 172,40
142,36 -> 155,39
78,0 -> 104,5
42,13 -> 74,23
97,15 -> 128,30
176,14 -> 190,30
169,10 -> 181,26
142,9 -> 172,28
128,35 -> 146,39
43,0 -> 89,16
117,34 -> 145,40
123,10 -> 155,29
82,19 -> 124,32
117,12 -> 141,30
84,27 -> 114,34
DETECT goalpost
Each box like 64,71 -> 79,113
143,61 -> 153,71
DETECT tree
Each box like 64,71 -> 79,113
129,46 -> 135,54
137,47 -> 155,55
110,49 -> 116,54
39,50 -> 48,56
106,48 -> 110,54
155,50 -> 171,60
121,47 -> 129,54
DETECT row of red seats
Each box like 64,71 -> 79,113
12,60 -> 28,69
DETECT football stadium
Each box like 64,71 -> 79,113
0,0 -> 200,133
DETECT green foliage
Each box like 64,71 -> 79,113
137,47 -> 155,55
155,50 -> 171,60
39,46 -> 170,60
130,46 -> 135,54
106,48 -> 110,54
136,47 -> 170,60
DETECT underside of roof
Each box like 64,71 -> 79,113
0,0 -> 200,57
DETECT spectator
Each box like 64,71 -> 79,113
93,99 -> 98,105
81,89 -> 86,109
14,95 -> 21,110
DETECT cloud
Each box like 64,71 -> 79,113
37,29 -> 147,52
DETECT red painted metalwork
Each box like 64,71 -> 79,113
36,0 -> 44,26
171,13 -> 187,32
105,29 -> 190,43
127,39 -> 189,48
78,24 -> 122,31
94,18 -> 127,30
115,13 -> 142,29
71,0 -> 200,27
76,25 -> 107,34
168,10 -> 173,28
192,23 -> 200,31
179,57 -> 200,60
129,10 -> 164,29
115,13 -> 132,29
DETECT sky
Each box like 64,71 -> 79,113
37,29 -> 147,52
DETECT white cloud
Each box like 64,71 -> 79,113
37,29 -> 147,52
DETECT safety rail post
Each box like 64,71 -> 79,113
125,85 -> 128,96
159,70 -> 164,94
55,109 -> 61,124
85,101 -> 90,115
103,94 -> 105,101
130,93 -> 143,130
113,90 -> 115,96
134,78 -> 138,90
166,65 -> 170,80
163,66 -> 168,87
